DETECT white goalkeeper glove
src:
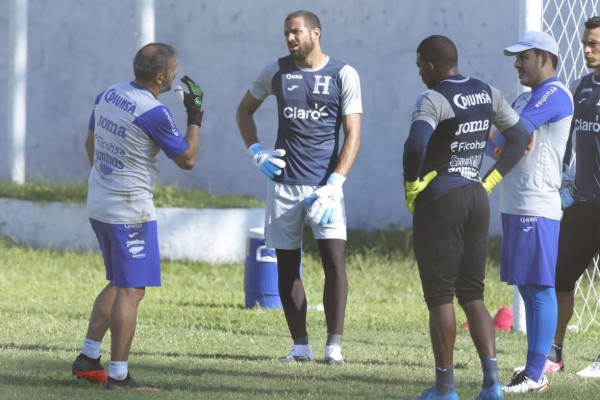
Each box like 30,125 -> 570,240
248,143 -> 286,180
305,173 -> 345,227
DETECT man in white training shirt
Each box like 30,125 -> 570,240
71,43 -> 204,391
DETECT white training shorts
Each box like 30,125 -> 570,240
265,181 -> 347,249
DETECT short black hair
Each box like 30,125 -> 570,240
532,48 -> 559,70
417,35 -> 458,70
286,10 -> 321,33
584,16 -> 600,29
133,43 -> 177,81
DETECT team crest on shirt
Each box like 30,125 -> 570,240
313,75 -> 332,94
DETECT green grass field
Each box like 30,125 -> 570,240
1,233 -> 599,399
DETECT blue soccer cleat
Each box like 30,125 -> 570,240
415,385 -> 459,400
476,383 -> 503,399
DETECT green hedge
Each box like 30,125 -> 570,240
0,180 -> 264,209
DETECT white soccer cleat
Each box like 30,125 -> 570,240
324,345 -> 344,365
503,371 -> 549,393
512,358 -> 564,375
280,344 -> 314,363
576,359 -> 600,378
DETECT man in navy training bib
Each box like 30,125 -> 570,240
236,10 -> 362,365
71,43 -> 204,390
550,16 -> 600,379
404,35 -> 531,400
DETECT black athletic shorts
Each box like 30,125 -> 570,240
555,202 -> 600,292
413,184 -> 489,309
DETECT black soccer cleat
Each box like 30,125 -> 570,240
104,373 -> 159,391
71,353 -> 108,384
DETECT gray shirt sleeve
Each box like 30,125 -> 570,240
339,65 -> 363,115
490,86 -> 520,131
411,89 -> 455,129
249,61 -> 279,101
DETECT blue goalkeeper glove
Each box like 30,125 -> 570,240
404,170 -> 437,213
248,143 -> 286,180
559,174 -> 576,209
305,173 -> 345,227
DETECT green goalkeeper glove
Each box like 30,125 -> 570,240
405,170 -> 437,213
180,75 -> 204,126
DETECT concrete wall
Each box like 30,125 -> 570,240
0,199 -> 265,264
0,0 -> 522,235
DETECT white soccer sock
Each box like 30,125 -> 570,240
108,360 -> 128,380
81,338 -> 102,359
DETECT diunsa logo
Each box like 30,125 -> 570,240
453,91 -> 492,110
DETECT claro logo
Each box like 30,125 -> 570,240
283,103 -> 329,120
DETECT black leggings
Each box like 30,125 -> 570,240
276,239 -> 348,340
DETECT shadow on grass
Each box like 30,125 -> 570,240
140,361 -> 415,390
1,373 -> 96,389
163,300 -> 248,310
0,356 -> 426,400
0,342 -> 73,353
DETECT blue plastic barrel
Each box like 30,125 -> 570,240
244,228 -> 282,309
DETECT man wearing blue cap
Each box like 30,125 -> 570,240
487,31 -> 574,393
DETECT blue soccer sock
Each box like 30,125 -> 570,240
525,350 -> 548,381
518,285 -> 557,381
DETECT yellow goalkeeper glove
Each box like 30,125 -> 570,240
481,169 -> 503,195
405,170 -> 437,213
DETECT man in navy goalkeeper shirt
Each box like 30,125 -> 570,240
236,10 -> 362,365
404,34 -> 530,400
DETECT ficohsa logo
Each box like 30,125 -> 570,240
450,140 -> 486,152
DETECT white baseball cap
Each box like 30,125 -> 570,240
503,31 -> 559,56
